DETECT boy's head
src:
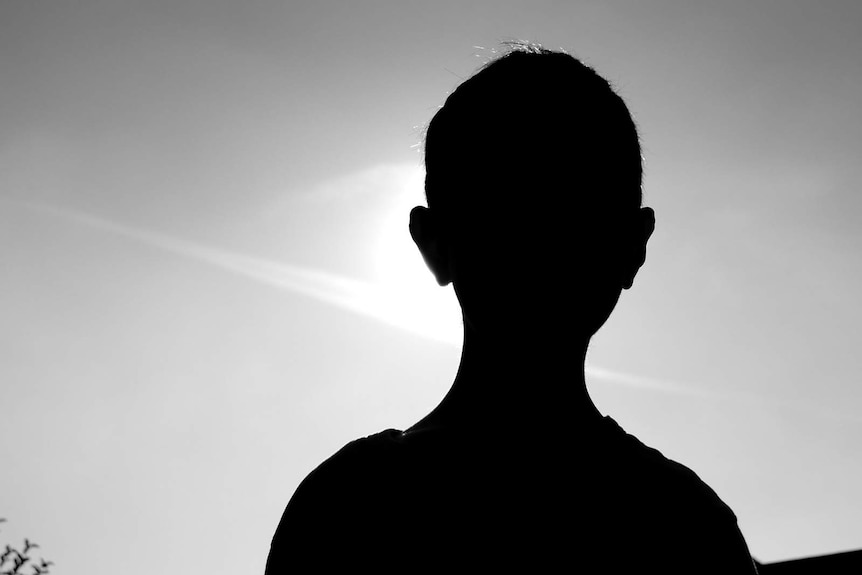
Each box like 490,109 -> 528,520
411,42 -> 655,344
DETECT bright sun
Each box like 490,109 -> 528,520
369,166 -> 462,346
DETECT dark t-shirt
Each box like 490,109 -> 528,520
267,416 -> 758,573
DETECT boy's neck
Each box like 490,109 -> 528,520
410,322 -> 603,437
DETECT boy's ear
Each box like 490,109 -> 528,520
622,207 -> 655,290
409,206 -> 453,286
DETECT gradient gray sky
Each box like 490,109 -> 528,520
2,1 -> 861,572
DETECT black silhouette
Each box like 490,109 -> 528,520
266,42 -> 758,572
756,549 -> 862,573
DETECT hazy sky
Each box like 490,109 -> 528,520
2,1 -> 861,572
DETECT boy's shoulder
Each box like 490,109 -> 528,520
598,416 -> 737,517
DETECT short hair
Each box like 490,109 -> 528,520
423,42 -> 642,226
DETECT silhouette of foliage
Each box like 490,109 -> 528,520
0,519 -> 53,575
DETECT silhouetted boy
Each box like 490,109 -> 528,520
267,42 -> 759,573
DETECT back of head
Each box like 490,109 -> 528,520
424,42 -> 642,225
421,42 -> 646,342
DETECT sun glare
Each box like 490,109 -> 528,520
370,167 -> 463,346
